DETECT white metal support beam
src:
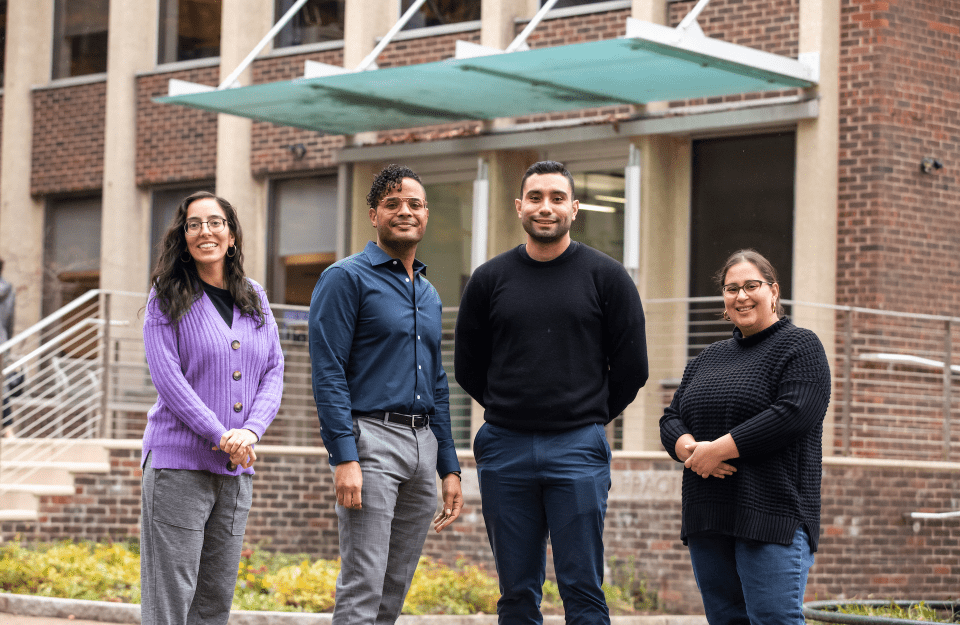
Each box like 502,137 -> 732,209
623,144 -> 641,282
218,0 -> 311,89
357,0 -> 430,71
471,158 -> 490,273
506,0 -> 560,53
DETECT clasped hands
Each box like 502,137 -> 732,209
676,433 -> 738,479
212,428 -> 259,469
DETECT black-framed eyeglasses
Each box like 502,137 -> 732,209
184,218 -> 228,236
721,280 -> 774,297
379,197 -> 427,212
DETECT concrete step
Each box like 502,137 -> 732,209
0,440 -> 110,518
0,483 -> 76,495
0,509 -> 38,522
0,464 -> 109,486
0,439 -> 110,465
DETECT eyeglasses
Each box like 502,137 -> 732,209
184,218 -> 228,236
721,280 -> 774,296
379,197 -> 427,212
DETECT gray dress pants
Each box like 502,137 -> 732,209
140,452 -> 253,625
332,417 -> 439,625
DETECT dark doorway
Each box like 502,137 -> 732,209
689,132 -> 795,354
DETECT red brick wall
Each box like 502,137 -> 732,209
250,49 -> 346,176
136,66 -> 219,186
667,0 -> 800,107
5,448 -> 958,613
811,461 -> 960,600
31,82 -> 107,195
836,0 -> 960,313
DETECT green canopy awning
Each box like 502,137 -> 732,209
156,19 -> 817,136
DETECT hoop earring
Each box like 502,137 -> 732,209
180,250 -> 192,263
722,310 -> 731,321
227,245 -> 237,258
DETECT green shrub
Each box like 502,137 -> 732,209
0,540 -> 140,603
403,557 -> 500,615
0,540 -> 666,616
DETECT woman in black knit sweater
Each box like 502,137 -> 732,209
660,250 -> 831,625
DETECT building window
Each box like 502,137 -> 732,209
52,0 -> 109,79
570,170 -> 625,261
158,0 -> 221,64
542,0 -> 609,7
150,185 -> 216,279
275,0 -> 344,48
269,176 -> 339,306
400,0 -> 480,31
688,132 -> 796,355
44,196 -> 102,315
416,180 -> 473,307
0,2 -> 7,84
414,179 -> 473,448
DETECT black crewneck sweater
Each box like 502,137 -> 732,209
455,242 -> 649,431
660,318 -> 831,550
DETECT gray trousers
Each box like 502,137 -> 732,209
333,417 -> 439,625
140,453 -> 253,625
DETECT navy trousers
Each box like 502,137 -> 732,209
687,526 -> 815,625
474,422 -> 612,625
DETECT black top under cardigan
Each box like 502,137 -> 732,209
659,318 -> 831,550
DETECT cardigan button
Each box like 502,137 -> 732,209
231,340 -> 240,350
233,402 -> 243,412
233,370 -> 242,381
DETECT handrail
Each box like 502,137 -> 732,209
860,352 -> 960,374
908,510 -> 960,520
2,317 -> 126,377
0,289 -> 101,355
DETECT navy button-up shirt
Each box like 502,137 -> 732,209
309,241 -> 459,476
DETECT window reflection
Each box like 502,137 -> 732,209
275,0 -> 345,48
400,0 -> 480,30
44,196 -> 102,314
52,0 -> 109,79
158,0 -> 222,64
570,171 -> 625,261
269,176 -> 339,305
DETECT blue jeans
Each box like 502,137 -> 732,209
687,526 -> 815,625
474,422 -> 612,625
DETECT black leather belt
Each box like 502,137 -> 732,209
354,410 -> 430,428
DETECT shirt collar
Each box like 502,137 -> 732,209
363,240 -> 427,275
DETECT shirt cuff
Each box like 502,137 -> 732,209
326,435 -> 360,467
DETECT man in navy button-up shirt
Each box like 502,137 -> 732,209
309,164 -> 462,625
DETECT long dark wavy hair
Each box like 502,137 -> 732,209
149,191 -> 265,328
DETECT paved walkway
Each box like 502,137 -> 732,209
0,594 -> 708,625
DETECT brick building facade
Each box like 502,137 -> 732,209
0,0 -> 958,616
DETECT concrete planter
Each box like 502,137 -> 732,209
803,599 -> 960,624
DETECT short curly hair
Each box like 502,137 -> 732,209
367,164 -> 423,210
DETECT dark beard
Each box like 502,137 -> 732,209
522,220 -> 569,244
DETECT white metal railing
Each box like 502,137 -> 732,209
2,291 -> 960,486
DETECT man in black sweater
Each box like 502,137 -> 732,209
455,161 -> 649,625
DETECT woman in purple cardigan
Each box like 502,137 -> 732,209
140,191 -> 284,625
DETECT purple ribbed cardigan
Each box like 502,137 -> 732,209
142,280 -> 284,475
